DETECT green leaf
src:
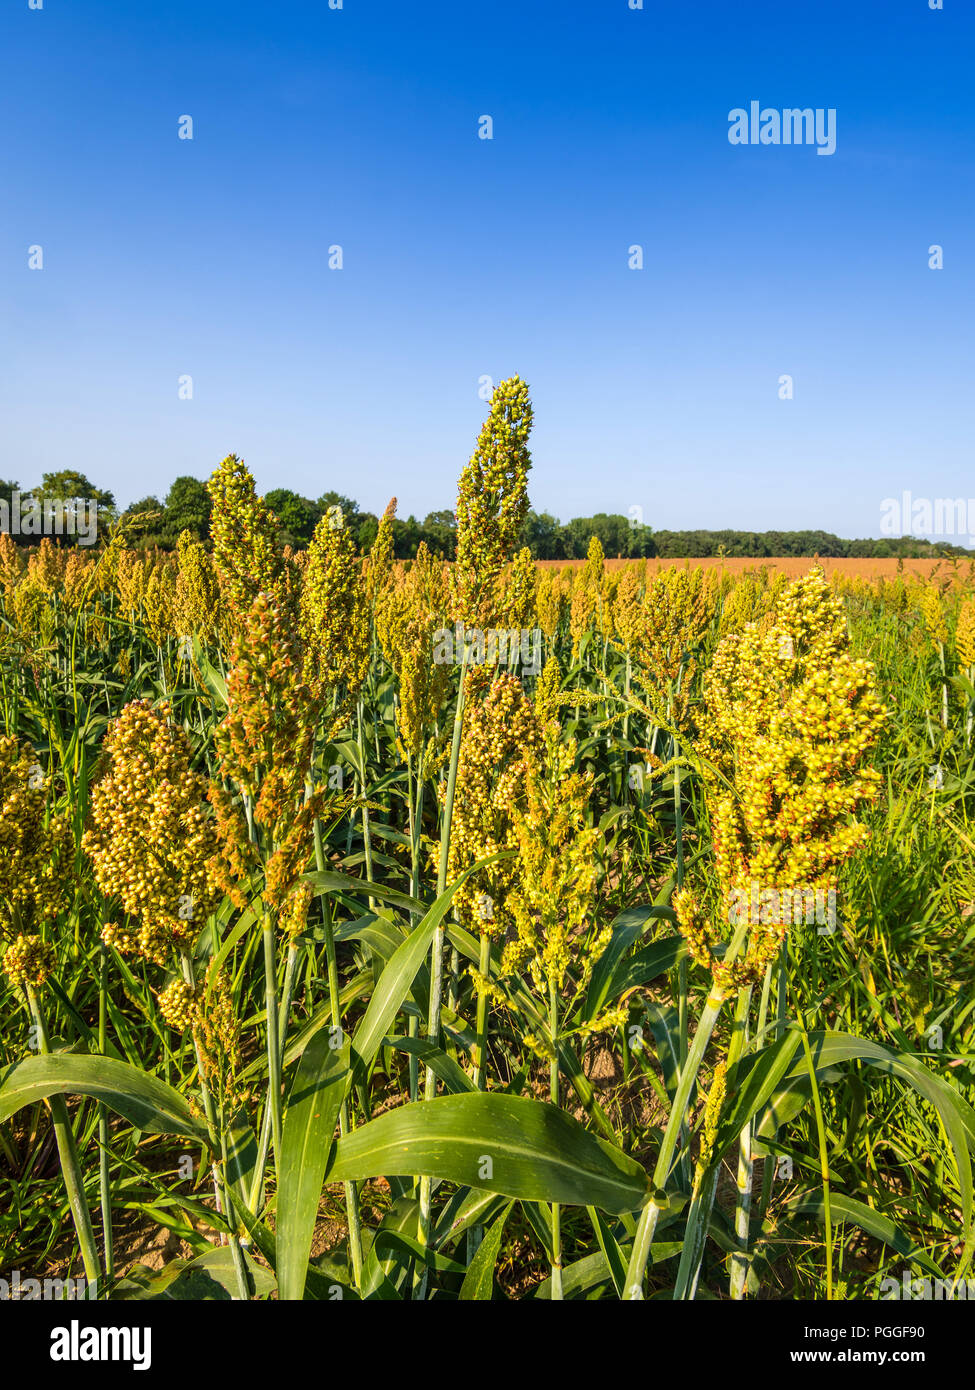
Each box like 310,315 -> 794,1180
225,1107 -> 258,1213
276,1033 -> 351,1301
225,1193 -> 352,1301
361,1198 -> 467,1298
786,1191 -> 947,1282
588,1206 -> 628,1297
583,909 -> 680,1023
383,1035 -> 475,1094
459,1202 -> 513,1300
304,869 -> 426,919
348,856 -> 507,1083
760,1031 -> 975,1234
532,1250 -> 612,1299
349,906 -> 443,1081
190,636 -> 228,710
327,1094 -> 650,1215
359,1198 -> 417,1300
603,937 -> 687,1009
433,1188 -> 506,1247
113,1245 -> 275,1301
501,969 -> 618,1142
0,1054 -> 209,1142
712,1029 -> 804,1156
644,1002 -> 682,1101
275,869 -> 491,1301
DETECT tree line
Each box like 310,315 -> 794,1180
2,471 -> 970,561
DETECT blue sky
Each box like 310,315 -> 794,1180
1,0 -> 972,538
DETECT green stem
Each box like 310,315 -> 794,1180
26,986 -> 101,1290
673,752 -> 691,1191
407,766 -> 425,1103
729,963 -> 777,1300
675,1163 -> 720,1301
473,931 -> 491,1090
549,977 -> 563,1301
262,917 -> 283,1166
623,975 -> 734,1299
800,1022 -> 833,1300
312,809 -> 364,1290
939,643 -> 948,729
674,986 -> 751,1300
219,1118 -> 253,1301
356,696 -> 376,904
249,942 -> 300,1212
752,940 -> 791,1239
176,953 -> 248,1296
417,648 -> 469,1289
97,944 -> 114,1287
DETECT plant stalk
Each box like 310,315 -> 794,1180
26,985 -> 102,1290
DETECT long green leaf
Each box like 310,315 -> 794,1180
327,1094 -> 650,1215
459,1202 -> 513,1300
349,856 -> 507,1082
0,1054 -> 208,1142
305,869 -> 425,918
583,909 -> 679,1023
786,1191 -> 947,1281
276,1035 -> 351,1301
764,1031 -> 975,1233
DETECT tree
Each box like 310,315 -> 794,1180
423,509 -> 457,558
565,513 -> 632,559
317,492 -> 361,528
34,470 -> 116,511
121,497 -> 167,546
22,471 -> 116,546
354,513 -> 379,552
0,480 -> 23,546
389,515 -> 428,559
265,488 -> 320,546
517,509 -> 564,559
124,496 -> 164,517
164,476 -> 212,541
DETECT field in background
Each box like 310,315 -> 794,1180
540,555 -> 975,580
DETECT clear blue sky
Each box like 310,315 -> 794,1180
1,0 -> 971,538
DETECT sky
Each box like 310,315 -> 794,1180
1,0 -> 972,540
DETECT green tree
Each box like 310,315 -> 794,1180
24,470 -> 116,545
317,492 -> 361,527
265,489 -> 320,546
164,476 -> 212,541
423,509 -> 457,558
121,497 -> 167,546
0,480 -> 23,546
355,512 -> 380,552
34,470 -> 116,512
517,509 -> 564,559
565,513 -> 632,558
392,515 -> 423,559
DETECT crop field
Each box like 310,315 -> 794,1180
545,557 -> 972,582
2,379 -> 974,1304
